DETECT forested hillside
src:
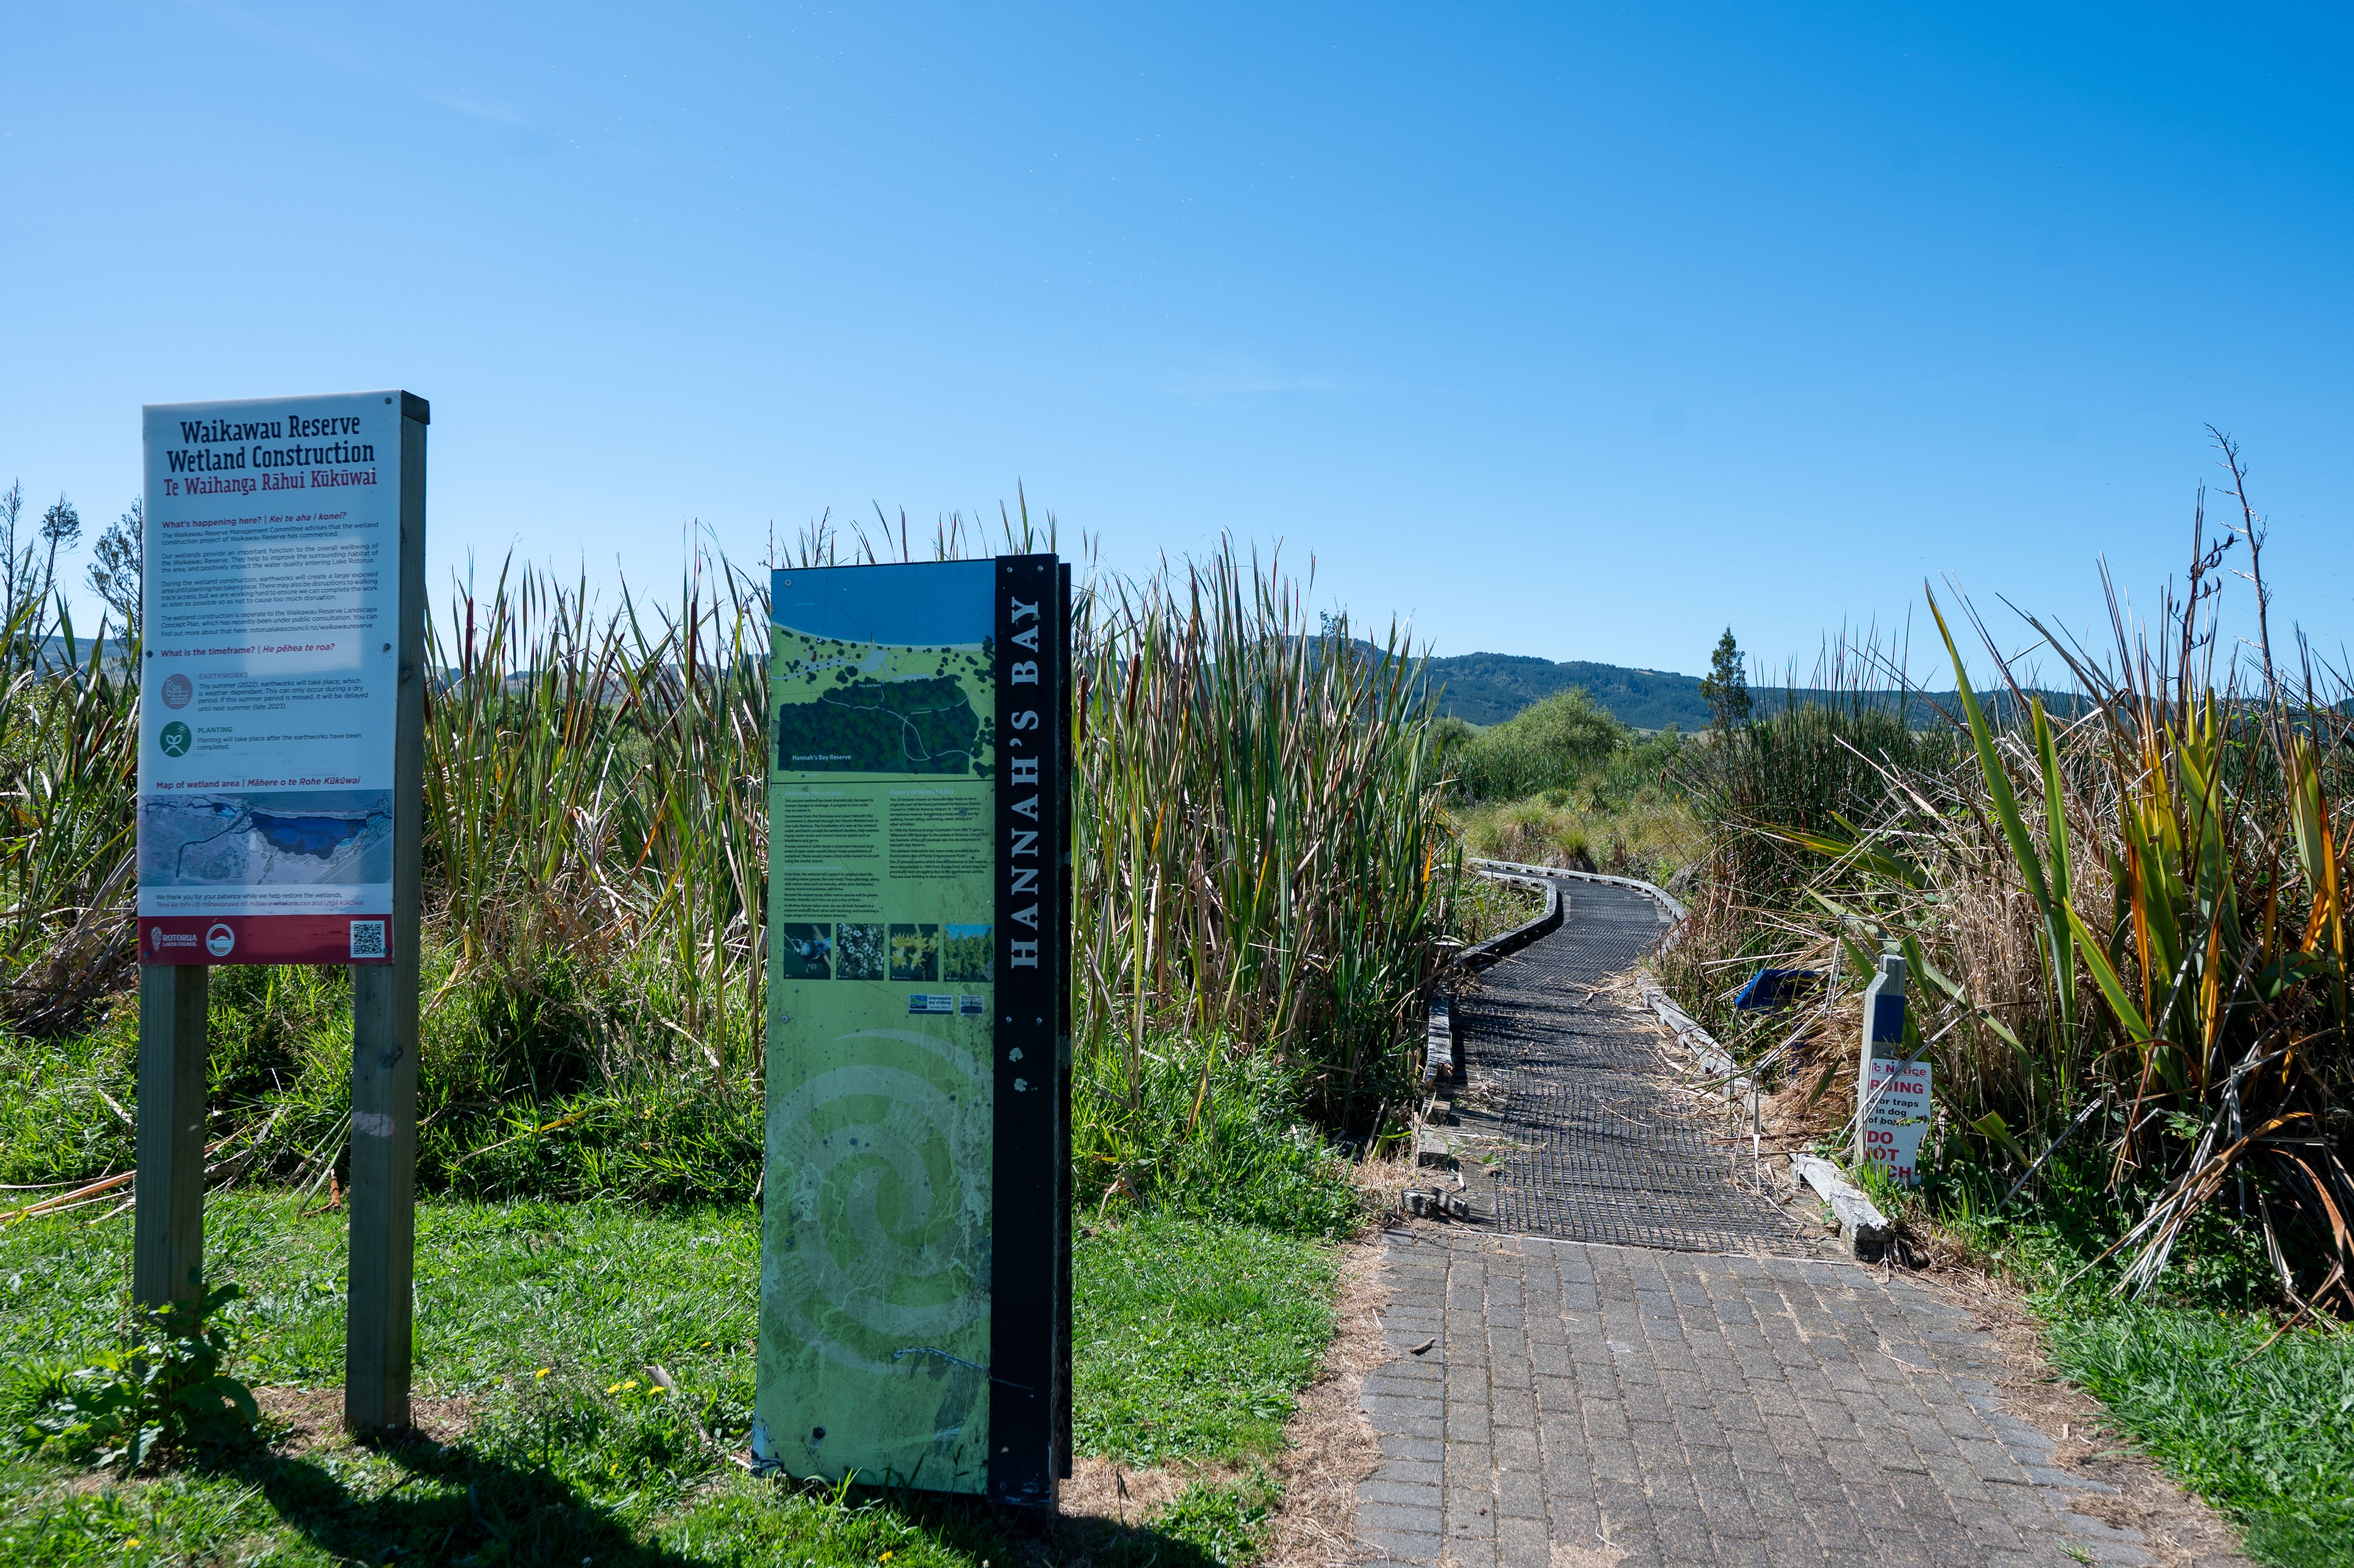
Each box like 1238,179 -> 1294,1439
1424,650 -> 2074,730
1426,653 -> 1709,727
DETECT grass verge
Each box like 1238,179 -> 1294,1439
2037,1305 -> 2354,1568
1,1193 -> 1346,1566
1073,1212 -> 1337,1466
1881,1161 -> 2354,1568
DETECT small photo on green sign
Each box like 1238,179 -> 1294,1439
834,922 -> 886,980
942,923 -> 992,982
888,922 -> 941,981
775,924 -> 832,979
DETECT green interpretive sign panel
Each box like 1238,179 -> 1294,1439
753,557 -> 1070,1505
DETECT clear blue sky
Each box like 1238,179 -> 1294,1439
6,3 -> 2349,679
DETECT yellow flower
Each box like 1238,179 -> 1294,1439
621,1379 -> 639,1391
879,1554 -> 893,1563
606,1382 -> 622,1394
535,1367 -> 552,1379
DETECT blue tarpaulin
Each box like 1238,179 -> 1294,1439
1732,968 -> 1821,1010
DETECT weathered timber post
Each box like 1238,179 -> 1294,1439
346,395 -> 428,1433
132,965 -> 211,1308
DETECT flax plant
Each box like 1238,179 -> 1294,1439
1710,456 -> 2354,1308
0,606 -> 138,1032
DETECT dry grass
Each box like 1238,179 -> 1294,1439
1260,1231 -> 1389,1568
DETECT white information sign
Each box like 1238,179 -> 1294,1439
137,391 -> 407,965
1860,1056 -> 1932,1186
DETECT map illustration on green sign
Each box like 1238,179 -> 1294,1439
773,631 -> 991,776
755,560 -> 1000,1493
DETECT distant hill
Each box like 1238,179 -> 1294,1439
1426,654 -> 1712,729
1424,652 -> 2086,731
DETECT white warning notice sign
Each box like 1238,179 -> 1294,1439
1859,1055 -> 1931,1186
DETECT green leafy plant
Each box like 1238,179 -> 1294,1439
1154,1467 -> 1280,1564
1072,1029 -> 1362,1239
11,1279 -> 258,1473
1671,440 -> 2354,1314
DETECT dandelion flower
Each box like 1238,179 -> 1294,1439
621,1379 -> 639,1391
536,1367 -> 553,1379
606,1382 -> 622,1394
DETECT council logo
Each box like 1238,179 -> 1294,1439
159,721 -> 192,757
205,923 -> 236,958
161,673 -> 193,709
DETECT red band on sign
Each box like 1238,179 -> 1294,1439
137,914 -> 394,965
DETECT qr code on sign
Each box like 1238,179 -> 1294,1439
349,920 -> 387,959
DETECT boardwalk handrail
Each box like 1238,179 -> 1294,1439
1424,869 -> 1561,1084
1467,856 -> 1687,923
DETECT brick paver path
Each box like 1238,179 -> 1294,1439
1358,1231 -> 2161,1567
1357,875 -> 2164,1567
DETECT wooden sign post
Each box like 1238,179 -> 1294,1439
135,391 -> 427,1433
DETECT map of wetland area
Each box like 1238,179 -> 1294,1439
139,789 -> 394,887
770,628 -> 991,776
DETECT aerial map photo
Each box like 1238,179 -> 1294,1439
138,789 -> 395,888
769,626 -> 992,776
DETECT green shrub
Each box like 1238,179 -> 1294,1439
1451,777 -> 1702,886
1073,1031 -> 1361,1240
0,1004 -> 136,1186
8,1281 -> 257,1473
1452,688 -> 1629,802
0,940 -> 764,1207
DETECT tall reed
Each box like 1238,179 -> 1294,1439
1075,541 -> 1454,1128
424,554 -> 770,1071
0,516 -> 1462,1192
